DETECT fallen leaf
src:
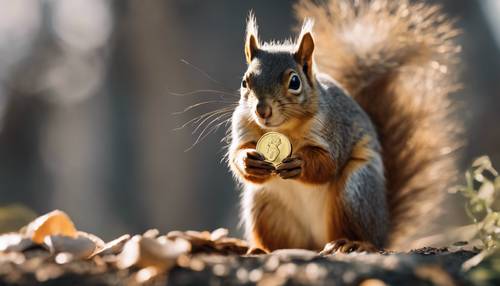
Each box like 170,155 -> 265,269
25,210 -> 77,244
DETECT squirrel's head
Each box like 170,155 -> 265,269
240,13 -> 317,130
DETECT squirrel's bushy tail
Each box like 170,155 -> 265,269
295,0 -> 461,249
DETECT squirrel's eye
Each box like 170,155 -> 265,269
241,79 -> 247,88
288,74 -> 302,94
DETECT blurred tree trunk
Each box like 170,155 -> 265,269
123,1 -> 198,230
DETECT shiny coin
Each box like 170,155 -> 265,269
256,132 -> 292,166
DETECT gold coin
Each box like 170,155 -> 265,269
256,132 -> 292,166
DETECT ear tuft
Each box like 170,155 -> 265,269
294,19 -> 315,66
245,11 -> 260,64
294,19 -> 315,84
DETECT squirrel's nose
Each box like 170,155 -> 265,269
256,102 -> 272,119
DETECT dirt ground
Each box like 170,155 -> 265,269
1,210 -> 497,286
0,242 -> 487,286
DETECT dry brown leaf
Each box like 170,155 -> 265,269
25,210 -> 77,244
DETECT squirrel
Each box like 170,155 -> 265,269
227,0 -> 461,252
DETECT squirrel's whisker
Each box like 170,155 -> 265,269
180,59 -> 224,86
172,100 -> 237,115
169,89 -> 238,98
193,110 -> 232,135
186,114 -> 232,152
192,108 -> 235,134
173,105 -> 234,131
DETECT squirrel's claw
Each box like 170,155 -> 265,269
242,150 -> 275,178
319,239 -> 379,255
246,150 -> 266,161
276,156 -> 302,179
277,168 -> 302,179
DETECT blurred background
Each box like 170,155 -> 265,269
0,0 -> 499,241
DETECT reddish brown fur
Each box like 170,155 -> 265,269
296,146 -> 337,184
324,184 -> 349,242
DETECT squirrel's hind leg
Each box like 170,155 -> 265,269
329,152 -> 389,249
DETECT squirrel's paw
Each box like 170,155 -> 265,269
242,150 -> 275,178
276,156 -> 302,179
319,239 -> 379,255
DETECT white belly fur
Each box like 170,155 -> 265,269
245,176 -> 330,247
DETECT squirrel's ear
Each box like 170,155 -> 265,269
294,19 -> 315,79
245,34 -> 259,64
294,32 -> 314,72
245,12 -> 260,64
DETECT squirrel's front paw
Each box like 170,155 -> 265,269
242,150 -> 275,178
276,156 -> 303,179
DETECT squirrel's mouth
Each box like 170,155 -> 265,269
251,105 -> 286,129
264,122 -> 281,127
255,117 -> 285,129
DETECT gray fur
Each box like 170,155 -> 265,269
246,50 -> 296,97
342,155 -> 388,247
316,75 -> 381,168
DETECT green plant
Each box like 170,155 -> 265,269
456,156 -> 500,270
